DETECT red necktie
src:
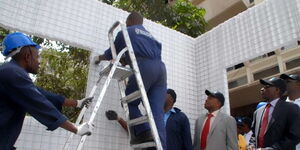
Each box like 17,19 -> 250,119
258,103 -> 271,148
200,113 -> 213,150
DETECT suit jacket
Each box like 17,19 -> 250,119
250,99 -> 300,150
193,111 -> 238,150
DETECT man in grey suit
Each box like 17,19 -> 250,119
193,90 -> 238,150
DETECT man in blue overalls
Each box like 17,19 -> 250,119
0,32 -> 93,150
96,12 -> 167,149
37,87 -> 93,111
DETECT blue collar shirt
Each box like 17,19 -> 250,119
164,108 -> 176,127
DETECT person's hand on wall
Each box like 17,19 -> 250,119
105,110 -> 119,120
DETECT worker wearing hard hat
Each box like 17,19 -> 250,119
0,32 -> 93,149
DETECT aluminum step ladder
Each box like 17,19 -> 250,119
63,21 -> 162,150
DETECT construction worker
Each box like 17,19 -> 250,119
96,12 -> 167,149
37,87 -> 93,111
0,32 -> 93,150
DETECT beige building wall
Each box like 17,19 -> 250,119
191,0 -> 252,29
228,46 -> 300,107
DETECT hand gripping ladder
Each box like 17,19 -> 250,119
63,21 -> 162,150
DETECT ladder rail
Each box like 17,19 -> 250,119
119,23 -> 163,150
75,38 -> 129,150
108,21 -> 121,59
68,21 -> 163,150
118,81 -> 135,150
63,78 -> 102,149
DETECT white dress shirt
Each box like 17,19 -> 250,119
244,130 -> 253,145
201,109 -> 220,131
267,98 -> 279,123
294,98 -> 300,107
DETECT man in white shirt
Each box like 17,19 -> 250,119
280,74 -> 300,150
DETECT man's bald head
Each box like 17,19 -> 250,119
126,12 -> 143,27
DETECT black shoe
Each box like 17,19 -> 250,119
130,130 -> 154,144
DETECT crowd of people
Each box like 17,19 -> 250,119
1,11 -> 300,150
106,76 -> 300,150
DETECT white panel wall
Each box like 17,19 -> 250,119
0,0 -> 300,149
84,19 -> 198,149
196,0 -> 300,68
0,0 -> 198,149
195,0 -> 300,115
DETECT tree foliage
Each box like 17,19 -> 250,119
105,0 -> 207,37
35,48 -> 90,121
114,0 -> 170,23
166,0 -> 207,37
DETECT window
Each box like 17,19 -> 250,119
286,57 -> 300,70
228,76 -> 247,89
253,66 -> 279,80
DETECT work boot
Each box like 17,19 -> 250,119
130,130 -> 154,144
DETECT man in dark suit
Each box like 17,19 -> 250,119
280,73 -> 300,150
248,77 -> 300,150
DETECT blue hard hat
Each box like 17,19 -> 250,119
2,32 -> 41,56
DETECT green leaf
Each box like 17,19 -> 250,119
105,0 -> 207,37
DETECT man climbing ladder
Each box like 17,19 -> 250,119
96,12 -> 167,149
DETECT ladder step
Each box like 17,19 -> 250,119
99,64 -> 133,80
131,141 -> 156,149
128,116 -> 148,126
121,91 -> 142,103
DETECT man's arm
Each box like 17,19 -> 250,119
6,70 -> 67,130
60,120 -> 78,133
270,104 -> 300,149
106,110 -> 128,132
226,116 -> 238,150
37,87 -> 93,109
5,69 -> 91,135
95,32 -> 126,64
117,118 -> 128,132
37,87 -> 65,111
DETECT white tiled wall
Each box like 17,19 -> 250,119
0,0 -> 299,149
